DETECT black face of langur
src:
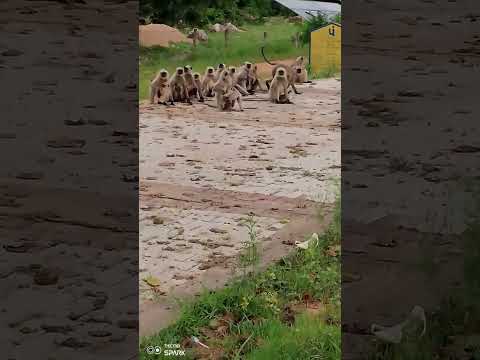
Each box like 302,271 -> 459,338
177,68 -> 184,76
184,65 -> 192,73
296,68 -> 302,74
218,63 -> 225,70
246,63 -> 252,69
208,68 -> 214,74
278,69 -> 285,77
194,74 -> 200,80
160,71 -> 168,78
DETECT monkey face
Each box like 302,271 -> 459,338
184,65 -> 192,73
218,63 -> 225,70
176,68 -> 184,75
278,69 -> 285,76
194,73 -> 200,80
229,67 -> 236,74
207,67 -> 214,74
296,68 -> 302,74
245,62 -> 252,69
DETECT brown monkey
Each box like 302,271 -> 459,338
235,62 -> 252,89
192,72 -> 205,102
202,66 -> 216,97
150,69 -> 174,105
266,63 -> 302,95
214,63 -> 226,82
169,67 -> 191,104
269,66 -> 290,104
213,70 -> 231,110
183,65 -> 196,100
223,87 -> 244,112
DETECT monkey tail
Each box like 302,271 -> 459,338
261,46 -> 276,66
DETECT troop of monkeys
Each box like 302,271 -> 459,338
149,56 -> 309,112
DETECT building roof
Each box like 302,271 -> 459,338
312,21 -> 341,31
274,0 -> 341,20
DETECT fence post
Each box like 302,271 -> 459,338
193,28 -> 198,48
224,27 -> 229,48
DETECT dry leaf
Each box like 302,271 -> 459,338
326,244 -> 341,257
143,275 -> 161,287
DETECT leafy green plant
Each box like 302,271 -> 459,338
239,215 -> 261,277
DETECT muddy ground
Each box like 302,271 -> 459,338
139,78 -> 341,336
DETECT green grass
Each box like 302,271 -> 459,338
140,194 -> 341,359
368,197 -> 480,359
245,314 -> 340,360
139,18 -> 308,100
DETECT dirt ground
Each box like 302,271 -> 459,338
139,24 -> 193,47
139,78 -> 341,336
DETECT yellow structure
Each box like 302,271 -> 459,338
309,23 -> 341,75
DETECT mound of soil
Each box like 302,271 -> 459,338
139,24 -> 192,47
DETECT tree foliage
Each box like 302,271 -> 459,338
140,0 -> 294,27
299,12 -> 341,45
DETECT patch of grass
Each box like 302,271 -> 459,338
139,19 -> 307,100
311,63 -> 340,80
245,314 -> 340,360
368,196 -> 480,359
140,194 -> 341,359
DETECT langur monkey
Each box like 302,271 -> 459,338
169,67 -> 191,104
202,66 -> 216,97
214,63 -> 226,81
223,87 -> 244,112
183,65 -> 197,102
248,64 -> 264,92
227,65 -> 249,96
293,56 -> 309,83
192,72 -> 205,102
235,61 -> 253,90
266,63 -> 302,95
213,69 -> 231,110
269,66 -> 290,104
150,69 -> 174,105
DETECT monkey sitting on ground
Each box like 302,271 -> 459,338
293,56 -> 311,83
266,63 -> 302,95
214,63 -> 226,82
213,70 -> 231,110
222,87 -> 244,112
269,66 -> 291,104
202,66 -> 216,97
192,72 -> 205,102
183,65 -> 198,103
235,62 -> 252,89
150,69 -> 174,105
295,66 -> 309,83
246,64 -> 265,93
169,67 -> 191,104
228,66 -> 249,96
